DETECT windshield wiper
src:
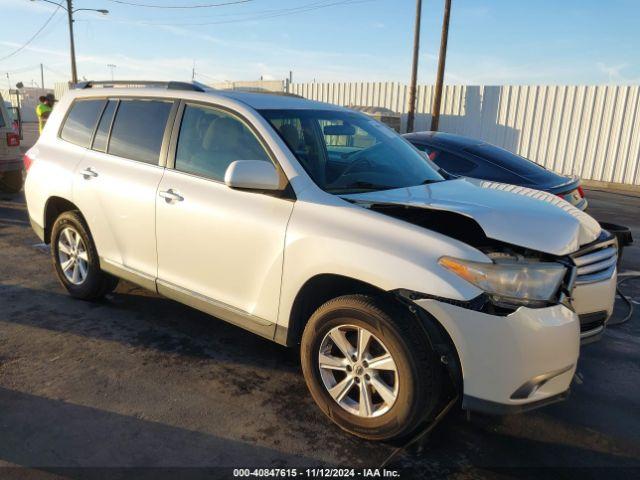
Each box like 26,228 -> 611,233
326,181 -> 395,193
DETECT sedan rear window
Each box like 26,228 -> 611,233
464,144 -> 546,177
60,99 -> 106,148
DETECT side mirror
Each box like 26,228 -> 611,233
224,160 -> 281,191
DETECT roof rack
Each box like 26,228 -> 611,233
72,80 -> 207,92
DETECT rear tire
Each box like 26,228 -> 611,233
301,294 -> 443,441
51,211 -> 119,300
0,169 -> 24,193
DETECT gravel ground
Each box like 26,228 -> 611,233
0,179 -> 638,479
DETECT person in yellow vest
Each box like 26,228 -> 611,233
36,96 -> 53,134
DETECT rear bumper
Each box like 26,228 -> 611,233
415,299 -> 579,414
0,157 -> 23,173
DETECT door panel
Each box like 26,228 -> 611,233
73,151 -> 165,277
156,170 -> 293,322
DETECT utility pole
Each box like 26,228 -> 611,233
66,0 -> 78,84
107,63 -> 116,81
31,0 -> 109,84
406,0 -> 422,133
430,0 -> 452,132
40,63 -> 45,89
191,60 -> 195,82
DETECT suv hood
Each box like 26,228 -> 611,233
342,178 -> 600,256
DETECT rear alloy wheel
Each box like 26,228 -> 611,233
57,227 -> 89,285
51,211 -> 118,300
301,295 -> 443,441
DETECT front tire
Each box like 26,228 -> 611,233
301,295 -> 443,441
51,211 -> 118,300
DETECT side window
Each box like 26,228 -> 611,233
108,99 -> 172,165
175,104 -> 271,181
427,148 -> 477,175
91,100 -> 117,152
60,99 -> 106,148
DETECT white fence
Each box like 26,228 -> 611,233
290,83 -> 640,187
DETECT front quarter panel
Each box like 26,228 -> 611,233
277,197 -> 488,329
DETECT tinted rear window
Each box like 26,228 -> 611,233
60,99 -> 106,147
92,100 -> 117,152
464,144 -> 546,177
108,99 -> 172,164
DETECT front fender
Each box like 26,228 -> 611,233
277,199 -> 487,329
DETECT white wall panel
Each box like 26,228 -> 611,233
290,82 -> 640,186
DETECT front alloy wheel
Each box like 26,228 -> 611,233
319,325 -> 399,418
301,294 -> 443,441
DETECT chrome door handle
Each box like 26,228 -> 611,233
80,167 -> 98,179
159,189 -> 184,202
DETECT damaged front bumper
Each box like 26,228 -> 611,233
414,299 -> 580,415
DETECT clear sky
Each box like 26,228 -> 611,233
1,0 -> 639,88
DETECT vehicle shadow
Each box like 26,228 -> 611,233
1,279 -> 298,371
0,386 -> 325,471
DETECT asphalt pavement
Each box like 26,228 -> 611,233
0,148 -> 639,478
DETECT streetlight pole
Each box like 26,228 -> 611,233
406,0 -> 422,133
31,0 -> 108,84
430,0 -> 452,132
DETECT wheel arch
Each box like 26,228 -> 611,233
284,274 -> 392,347
283,273 -> 464,397
43,196 -> 84,244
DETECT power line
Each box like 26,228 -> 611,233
140,0 -> 375,26
0,3 -> 62,62
137,0 -> 337,21
0,65 -> 42,76
104,0 -> 253,9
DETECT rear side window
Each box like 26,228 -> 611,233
464,144 -> 545,176
108,99 -> 172,164
91,100 -> 117,152
60,99 -> 106,147
419,146 -> 477,174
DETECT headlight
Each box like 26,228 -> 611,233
439,256 -> 567,307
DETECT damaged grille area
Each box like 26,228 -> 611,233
571,232 -> 617,285
578,311 -> 607,335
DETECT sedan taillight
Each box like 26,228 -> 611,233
577,185 -> 585,198
23,153 -> 34,171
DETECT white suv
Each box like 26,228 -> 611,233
25,81 -> 617,441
